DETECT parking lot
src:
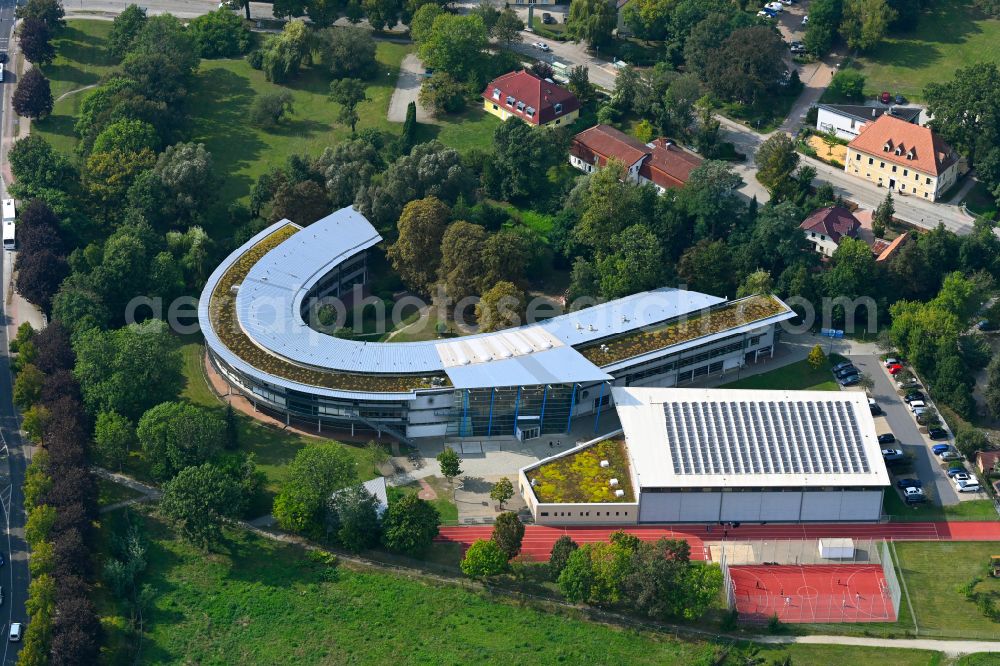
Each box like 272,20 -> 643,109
845,355 -> 969,507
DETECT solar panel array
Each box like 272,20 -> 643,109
663,400 -> 871,476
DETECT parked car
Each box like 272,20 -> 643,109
8,623 -> 20,642
880,91 -> 892,104
904,391 -> 924,403
896,477 -> 922,489
834,365 -> 858,378
932,443 -> 951,454
895,94 -> 907,105
878,433 -> 896,444
536,42 -> 551,52
0,53 -> 7,64
790,43 -> 806,54
940,450 -> 964,462
897,378 -> 921,390
780,0 -> 795,4
758,8 -> 777,17
884,357 -> 899,367
801,14 -> 809,25
908,400 -> 926,412
903,487 -> 926,504
870,403 -> 883,416
765,1 -> 783,10
947,467 -> 970,478
928,427 -> 948,440
887,364 -> 904,375
882,448 -> 905,462
542,14 -> 556,24
832,361 -> 854,372
839,374 -> 861,386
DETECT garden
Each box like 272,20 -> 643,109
525,438 -> 635,504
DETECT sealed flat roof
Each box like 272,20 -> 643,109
613,387 -> 890,489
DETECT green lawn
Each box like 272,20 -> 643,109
178,342 -> 375,515
964,180 -> 999,219
96,477 -> 143,508
883,486 -> 998,521
387,475 -> 458,524
720,354 -> 846,391
416,105 -> 501,154
117,514 -> 942,665
892,541 -> 1000,638
855,0 -> 1000,102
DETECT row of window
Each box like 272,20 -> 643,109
539,510 -> 630,517
622,334 -> 762,386
858,155 -> 932,185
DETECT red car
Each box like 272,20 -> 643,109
887,363 -> 904,375
880,91 -> 891,104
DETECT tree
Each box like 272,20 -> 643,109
873,190 -> 894,238
73,320 -> 183,421
491,8 -> 523,46
736,269 -> 775,298
93,411 -> 134,471
438,221 -> 488,302
755,133 -> 800,195
567,65 -> 594,104
188,8 -> 251,58
491,511 -> 524,559
92,118 -> 159,155
480,228 -> 534,288
18,17 -> 55,65
840,0 -> 896,51
16,0 -> 65,31
596,224 -> 663,298
12,68 -> 54,119
955,427 -> 992,459
15,249 -> 67,312
925,63 -> 1000,170
160,463 -> 242,548
828,69 -> 866,102
366,440 -> 390,475
705,26 -> 786,105
857,372 -> 875,394
270,179 -> 330,225
483,117 -> 566,203
418,13 -> 488,83
805,0 -> 844,56
153,142 -> 217,227
807,344 -> 826,370
272,444 -> 357,537
327,484 -> 381,552
490,477 -> 514,510
678,239 -> 734,297
329,78 -> 369,134
8,135 -> 76,200
260,20 -> 311,83
85,148 -> 156,211
574,161 -> 657,251
460,538 -> 508,577
387,197 -> 450,294
410,2 -> 443,44
136,401 -> 226,480
362,0 -> 403,30
549,535 -> 579,580
13,364 -> 44,410
249,90 -> 294,129
476,281 -> 526,332
401,100 -> 418,150
676,160 -> 744,240
108,4 -> 147,59
381,493 -> 440,554
315,26 -> 378,79
419,71 -> 467,114
824,236 -> 878,299
437,446 -> 463,483
566,0 -> 616,48
621,0 -> 672,42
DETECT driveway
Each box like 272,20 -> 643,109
847,355 -> 960,506
387,53 -> 434,123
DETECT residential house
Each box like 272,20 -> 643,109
799,206 -> 860,257
816,104 -> 920,141
844,115 -> 960,201
482,70 -> 580,127
976,450 -> 1000,476
569,124 -> 703,193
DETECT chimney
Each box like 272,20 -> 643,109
872,108 -> 876,117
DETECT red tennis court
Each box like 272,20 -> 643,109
728,564 -> 897,623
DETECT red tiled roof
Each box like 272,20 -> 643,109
640,137 -> 703,189
874,232 -> 909,262
570,124 -> 649,167
848,115 -> 957,176
482,70 -> 580,126
976,449 -> 1000,472
799,206 -> 860,243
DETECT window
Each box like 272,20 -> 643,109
880,162 -> 885,168
892,165 -> 897,173
492,88 -> 501,100
924,192 -> 928,198
505,95 -> 515,106
525,106 -> 535,117
926,177 -> 931,185
540,511 -> 549,516
554,103 -> 563,114
516,101 -> 526,112
492,104 -> 498,110
555,119 -> 561,125
903,169 -> 908,176
901,184 -> 906,191
868,157 -> 873,165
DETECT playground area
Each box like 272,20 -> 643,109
728,564 -> 897,623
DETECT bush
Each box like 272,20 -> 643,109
188,8 -> 251,58
418,72 -> 467,115
247,49 -> 263,69
828,69 -> 866,102
249,91 -> 294,128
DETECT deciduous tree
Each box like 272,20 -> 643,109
438,221 -> 488,302
272,444 -> 357,537
491,511 -> 525,559
329,78 -> 369,134
705,26 -> 785,105
93,411 -> 134,471
160,463 -> 242,548
315,26 -> 378,79
418,13 -> 488,83
327,484 -> 381,552
387,196 -> 450,294
136,401 -> 226,480
567,0 -> 616,47
436,446 -> 463,483
12,68 -> 54,119
18,17 -> 55,65
840,0 -> 896,51
460,538 -> 508,577
381,493 -> 440,554
108,4 -> 147,59
490,8 -> 524,46
476,281 -> 526,332
490,477 -> 514,510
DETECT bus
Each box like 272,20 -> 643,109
2,199 -> 15,251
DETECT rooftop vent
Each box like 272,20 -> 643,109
621,315 -> 629,323
609,478 -> 619,487
230,284 -> 241,295
588,324 -> 596,331
614,489 -> 625,498
575,322 -> 583,330
600,460 -> 610,468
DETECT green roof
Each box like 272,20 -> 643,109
526,439 -> 635,504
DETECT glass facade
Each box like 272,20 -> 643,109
447,383 -> 580,437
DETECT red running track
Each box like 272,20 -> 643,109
729,564 -> 896,624
435,521 -> 1000,561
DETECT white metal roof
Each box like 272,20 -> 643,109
202,207 -> 782,393
612,387 -> 890,489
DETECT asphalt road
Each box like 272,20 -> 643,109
848,355 -> 960,506
0,251 -> 28,664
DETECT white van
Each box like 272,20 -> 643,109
8,622 -> 21,642
909,400 -> 926,412
2,199 -> 15,251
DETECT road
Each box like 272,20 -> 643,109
849,355 -> 960,506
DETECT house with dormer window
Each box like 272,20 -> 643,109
843,115 -> 960,201
481,70 -> 580,127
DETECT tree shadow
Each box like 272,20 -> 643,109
43,63 -> 101,88
34,113 -> 76,138
267,117 -> 330,138
865,39 -> 945,71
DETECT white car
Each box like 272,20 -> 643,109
884,357 -> 899,367
908,400 -> 926,412
765,2 -> 783,11
801,15 -> 809,25
8,623 -> 20,642
954,475 -> 981,493
536,42 -> 551,52
757,9 -> 775,17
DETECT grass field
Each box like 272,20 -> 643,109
855,0 -> 1000,102
882,488 -> 998,521
179,342 -> 375,514
122,514 -> 943,665
387,476 -> 458,524
31,20 -> 500,209
720,354 -> 846,391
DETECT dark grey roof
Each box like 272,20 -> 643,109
818,103 -> 921,125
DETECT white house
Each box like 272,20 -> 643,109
816,104 -> 921,141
